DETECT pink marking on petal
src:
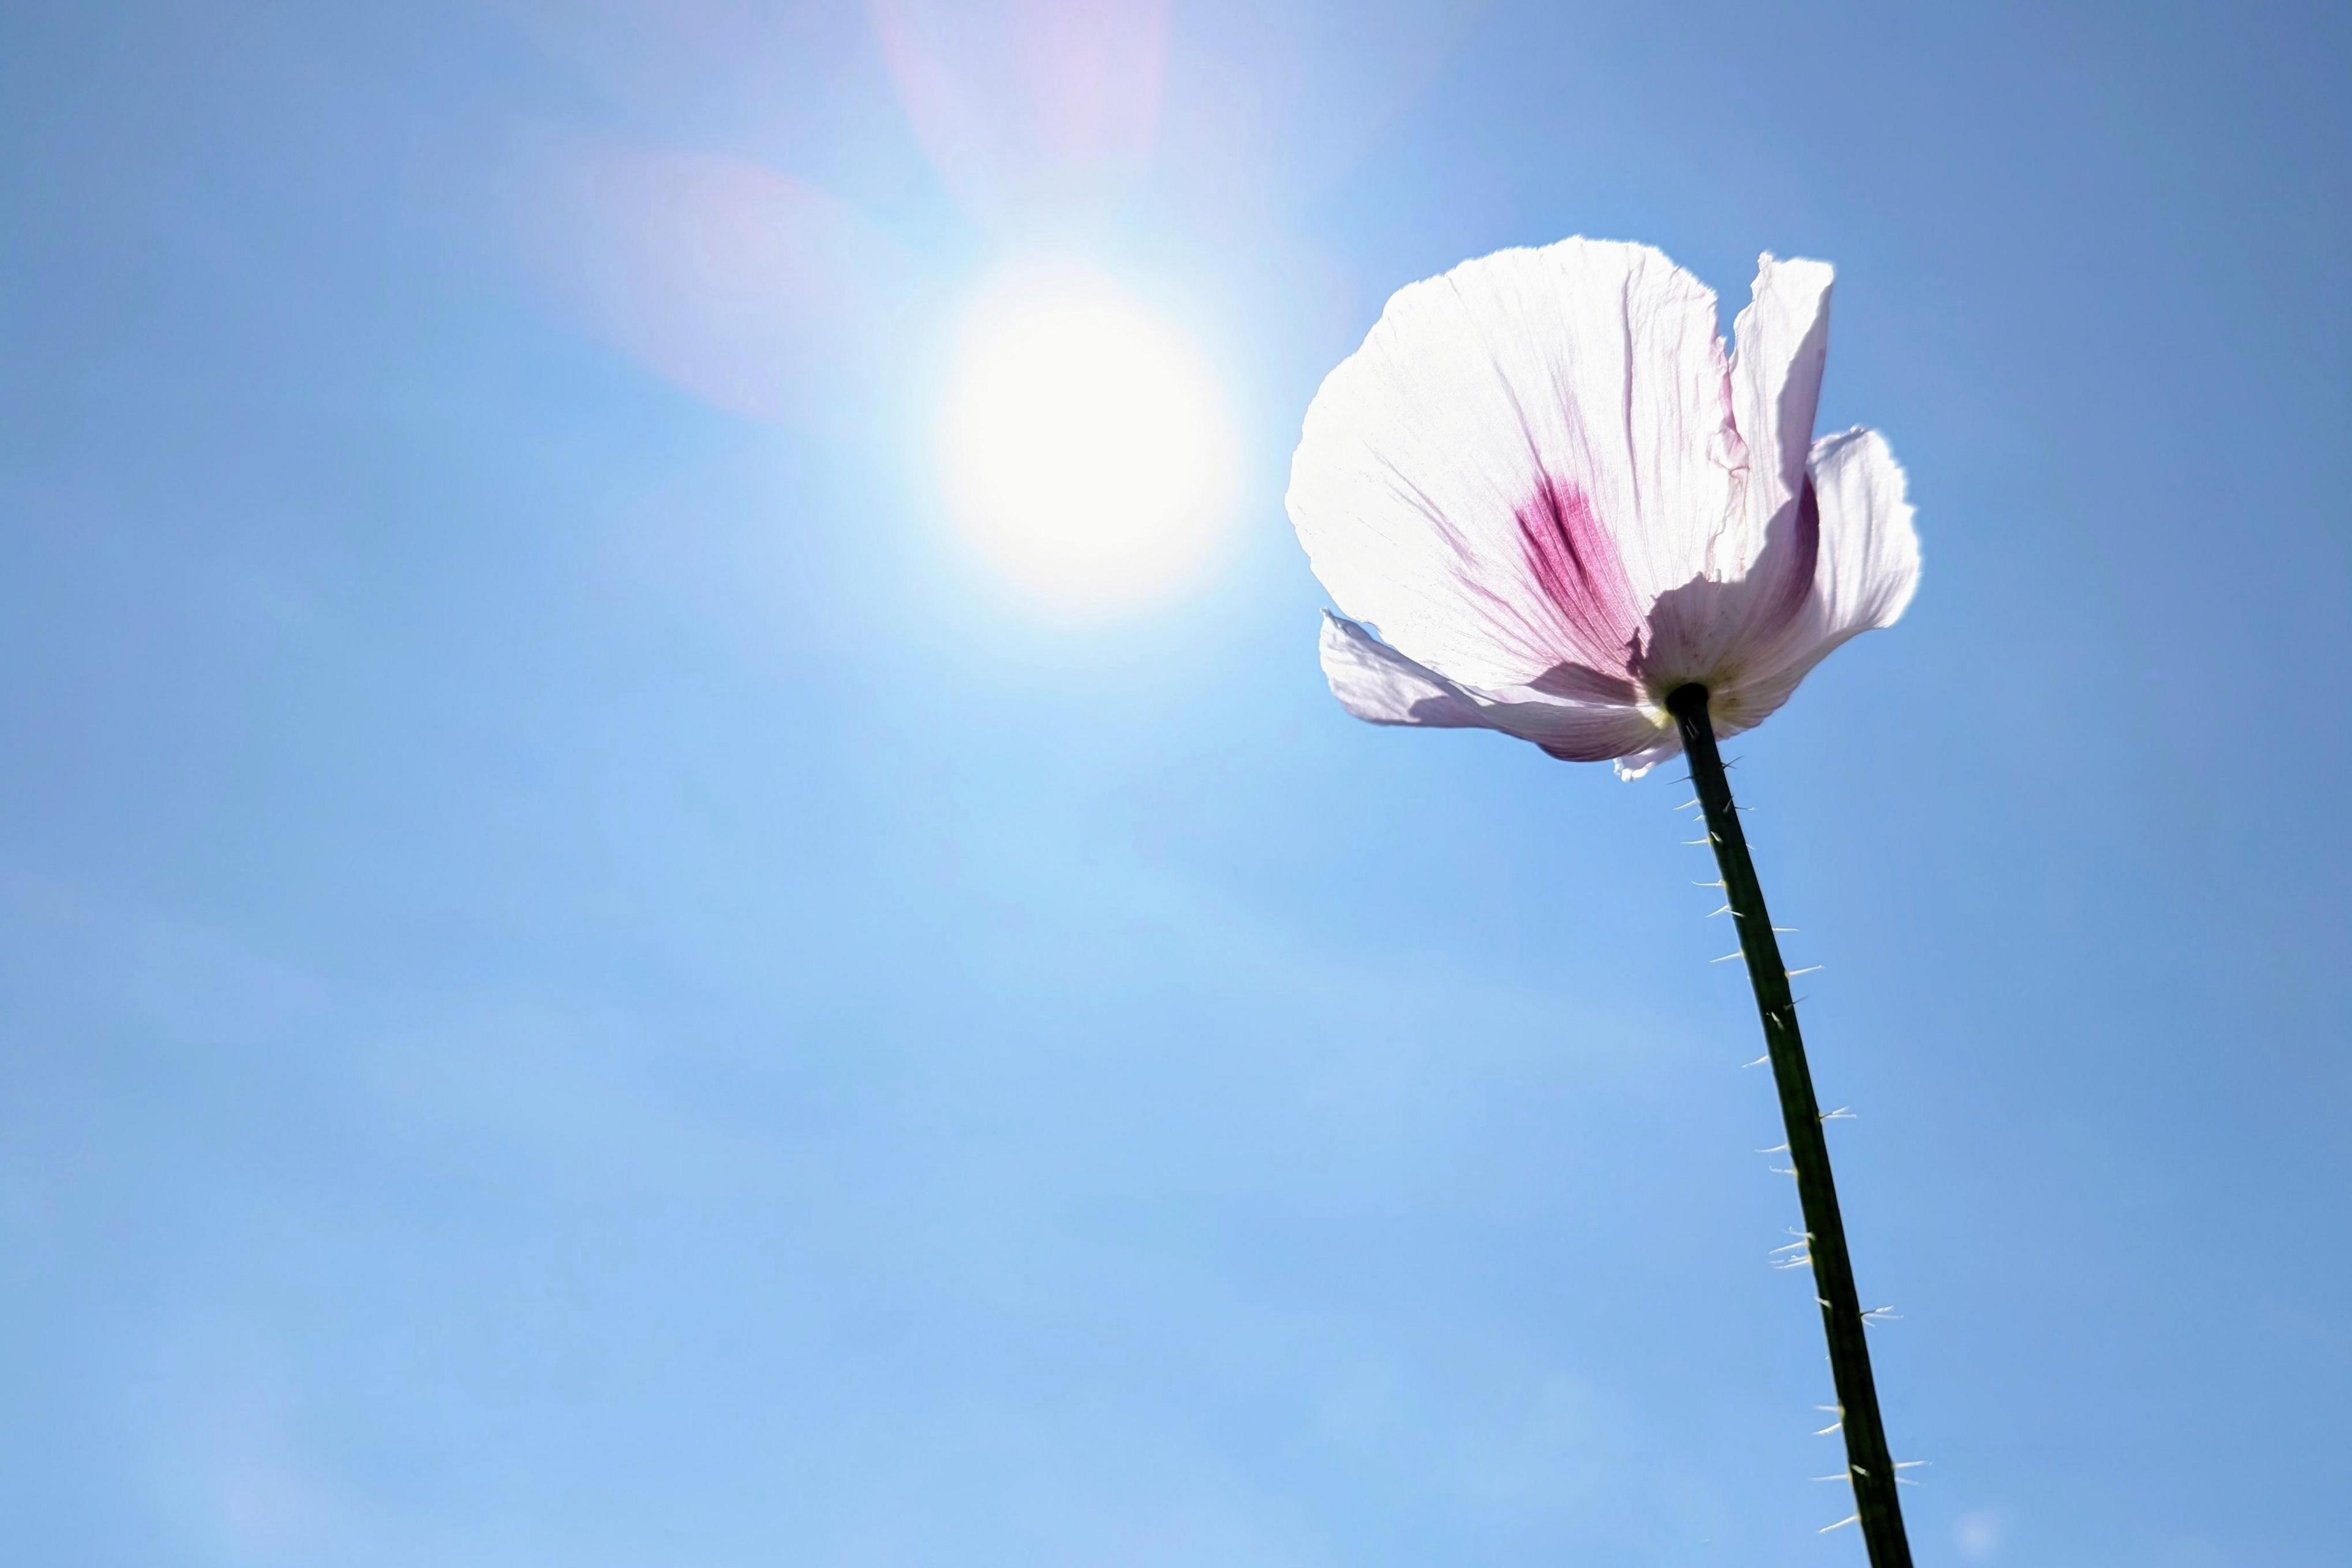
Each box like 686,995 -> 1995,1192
1778,479 -> 1815,625
1626,473 -> 1824,695
1515,477 -> 1643,680
1763,475 -> 1823,636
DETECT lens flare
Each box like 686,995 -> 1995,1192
940,266 -> 1238,607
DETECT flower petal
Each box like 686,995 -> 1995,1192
1287,238 -> 1738,693
1320,614 -> 1666,761
1612,731 -> 1685,780
1319,611 -> 1490,728
1806,426 -> 1920,637
1635,255 -> 1837,692
1717,426 -> 1920,733
1731,254 -> 1834,552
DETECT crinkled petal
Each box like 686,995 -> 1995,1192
1287,238 -> 1738,693
1716,426 -> 1920,734
1638,255 -> 1836,690
1320,614 -> 1667,762
1805,426 -> 1920,636
1730,254 -> 1833,555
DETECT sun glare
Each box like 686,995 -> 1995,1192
940,266 -> 1239,607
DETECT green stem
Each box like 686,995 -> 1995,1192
1667,684 -> 1912,1566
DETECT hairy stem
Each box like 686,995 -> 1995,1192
1667,684 -> 1912,1566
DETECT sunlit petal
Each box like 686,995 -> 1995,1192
1319,611 -> 1491,728
1288,237 -> 1918,770
1322,614 -> 1669,761
1287,238 -> 1735,693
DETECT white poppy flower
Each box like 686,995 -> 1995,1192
1287,238 -> 1920,777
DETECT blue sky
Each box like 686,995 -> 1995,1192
4,2 -> 2348,1564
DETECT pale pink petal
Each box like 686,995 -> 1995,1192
1321,615 -> 1667,761
1635,255 -> 1835,690
1509,701 -> 1672,764
1730,254 -> 1834,552
1713,427 -> 1920,734
1319,611 -> 1488,728
1805,426 -> 1920,636
1287,238 -> 1738,693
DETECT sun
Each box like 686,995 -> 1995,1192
940,265 -> 1240,608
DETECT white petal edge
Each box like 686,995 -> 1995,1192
1614,734 -> 1684,780
1319,611 -> 1490,728
1807,426 -> 1920,637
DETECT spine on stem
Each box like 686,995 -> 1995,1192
1666,684 -> 1913,1568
